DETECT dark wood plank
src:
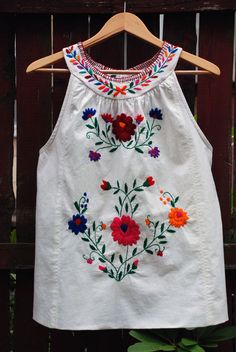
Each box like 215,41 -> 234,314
0,243 -> 34,269
15,271 -> 49,351
0,272 -> 10,352
52,14 -> 88,124
127,13 -> 159,67
50,330 -> 86,352
164,12 -> 197,113
16,14 -> 52,243
0,14 -> 15,242
0,1 -> 236,13
197,11 -> 234,236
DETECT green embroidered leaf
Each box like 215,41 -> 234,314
159,241 -> 167,244
129,270 -> 136,274
125,203 -> 129,212
146,250 -> 153,255
97,235 -> 102,244
81,208 -> 86,214
97,124 -> 100,134
109,147 -> 118,152
131,194 -> 136,202
92,221 -> 96,231
81,237 -> 89,242
113,189 -> 119,194
117,180 -> 120,188
94,117 -> 98,128
99,257 -> 106,263
88,228 -> 91,236
85,124 -> 94,129
107,124 -> 111,132
134,188 -> 143,192
133,179 -> 137,188
134,132 -> 137,141
102,130 -> 106,137
108,273 -> 114,278
126,140 -> 133,147
110,269 -> 114,276
111,137 -> 116,144
132,248 -> 137,256
107,89 -> 113,95
79,70 -> 87,74
89,244 -> 96,250
175,196 -> 179,203
140,127 -> 145,134
135,147 -> 144,154
167,229 -> 176,233
146,120 -> 150,130
154,221 -> 159,229
118,271 -> 123,281
119,255 -> 123,264
143,238 -> 148,249
170,200 -> 175,207
133,204 -> 139,213
127,264 -> 131,272
161,223 -> 165,232
95,141 -> 103,145
115,205 -> 119,215
119,196 -> 122,206
102,244 -> 106,254
148,141 -> 152,145
132,262 -> 138,270
128,89 -> 135,94
109,82 -> 114,89
158,235 -> 166,239
111,253 -> 115,263
150,133 -> 154,137
124,183 -> 128,193
129,81 -> 134,88
74,201 -> 80,212
154,65 -> 157,72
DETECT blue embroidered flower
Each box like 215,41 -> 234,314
148,146 -> 160,158
149,108 -> 163,120
89,150 -> 101,161
82,108 -> 96,120
68,214 -> 87,235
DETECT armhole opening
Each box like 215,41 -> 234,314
39,73 -> 74,155
172,72 -> 213,153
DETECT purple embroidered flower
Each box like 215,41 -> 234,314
82,108 -> 96,120
149,108 -> 163,120
148,147 -> 160,158
89,150 -> 101,161
68,214 -> 87,235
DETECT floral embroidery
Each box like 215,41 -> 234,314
82,108 -> 162,161
67,178 -> 189,281
65,42 -> 179,97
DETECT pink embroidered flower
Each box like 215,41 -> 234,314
110,215 -> 140,246
87,258 -> 93,264
133,259 -> 139,268
99,265 -> 107,272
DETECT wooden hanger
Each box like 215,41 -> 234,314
26,12 -> 220,76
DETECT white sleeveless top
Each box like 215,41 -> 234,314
33,40 -> 228,329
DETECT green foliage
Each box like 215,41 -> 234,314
128,325 -> 236,352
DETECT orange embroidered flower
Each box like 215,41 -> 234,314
145,218 -> 151,226
168,208 -> 189,228
101,223 -> 107,230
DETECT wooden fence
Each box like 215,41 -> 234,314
0,1 -> 236,351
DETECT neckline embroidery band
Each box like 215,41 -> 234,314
63,41 -> 183,99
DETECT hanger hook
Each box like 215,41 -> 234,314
123,1 -> 126,12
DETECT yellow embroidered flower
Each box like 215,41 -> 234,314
168,208 -> 189,228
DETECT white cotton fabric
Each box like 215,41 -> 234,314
33,41 -> 228,330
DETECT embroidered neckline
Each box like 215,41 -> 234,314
77,40 -> 169,84
64,41 -> 181,99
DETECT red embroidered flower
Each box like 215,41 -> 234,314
110,215 -> 140,246
100,180 -> 111,190
112,113 -> 137,142
135,114 -> 144,124
101,113 -> 113,123
99,265 -> 107,272
143,176 -> 155,187
157,250 -> 163,256
87,258 -> 93,264
133,259 -> 139,268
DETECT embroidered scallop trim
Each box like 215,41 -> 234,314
64,41 -> 181,98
